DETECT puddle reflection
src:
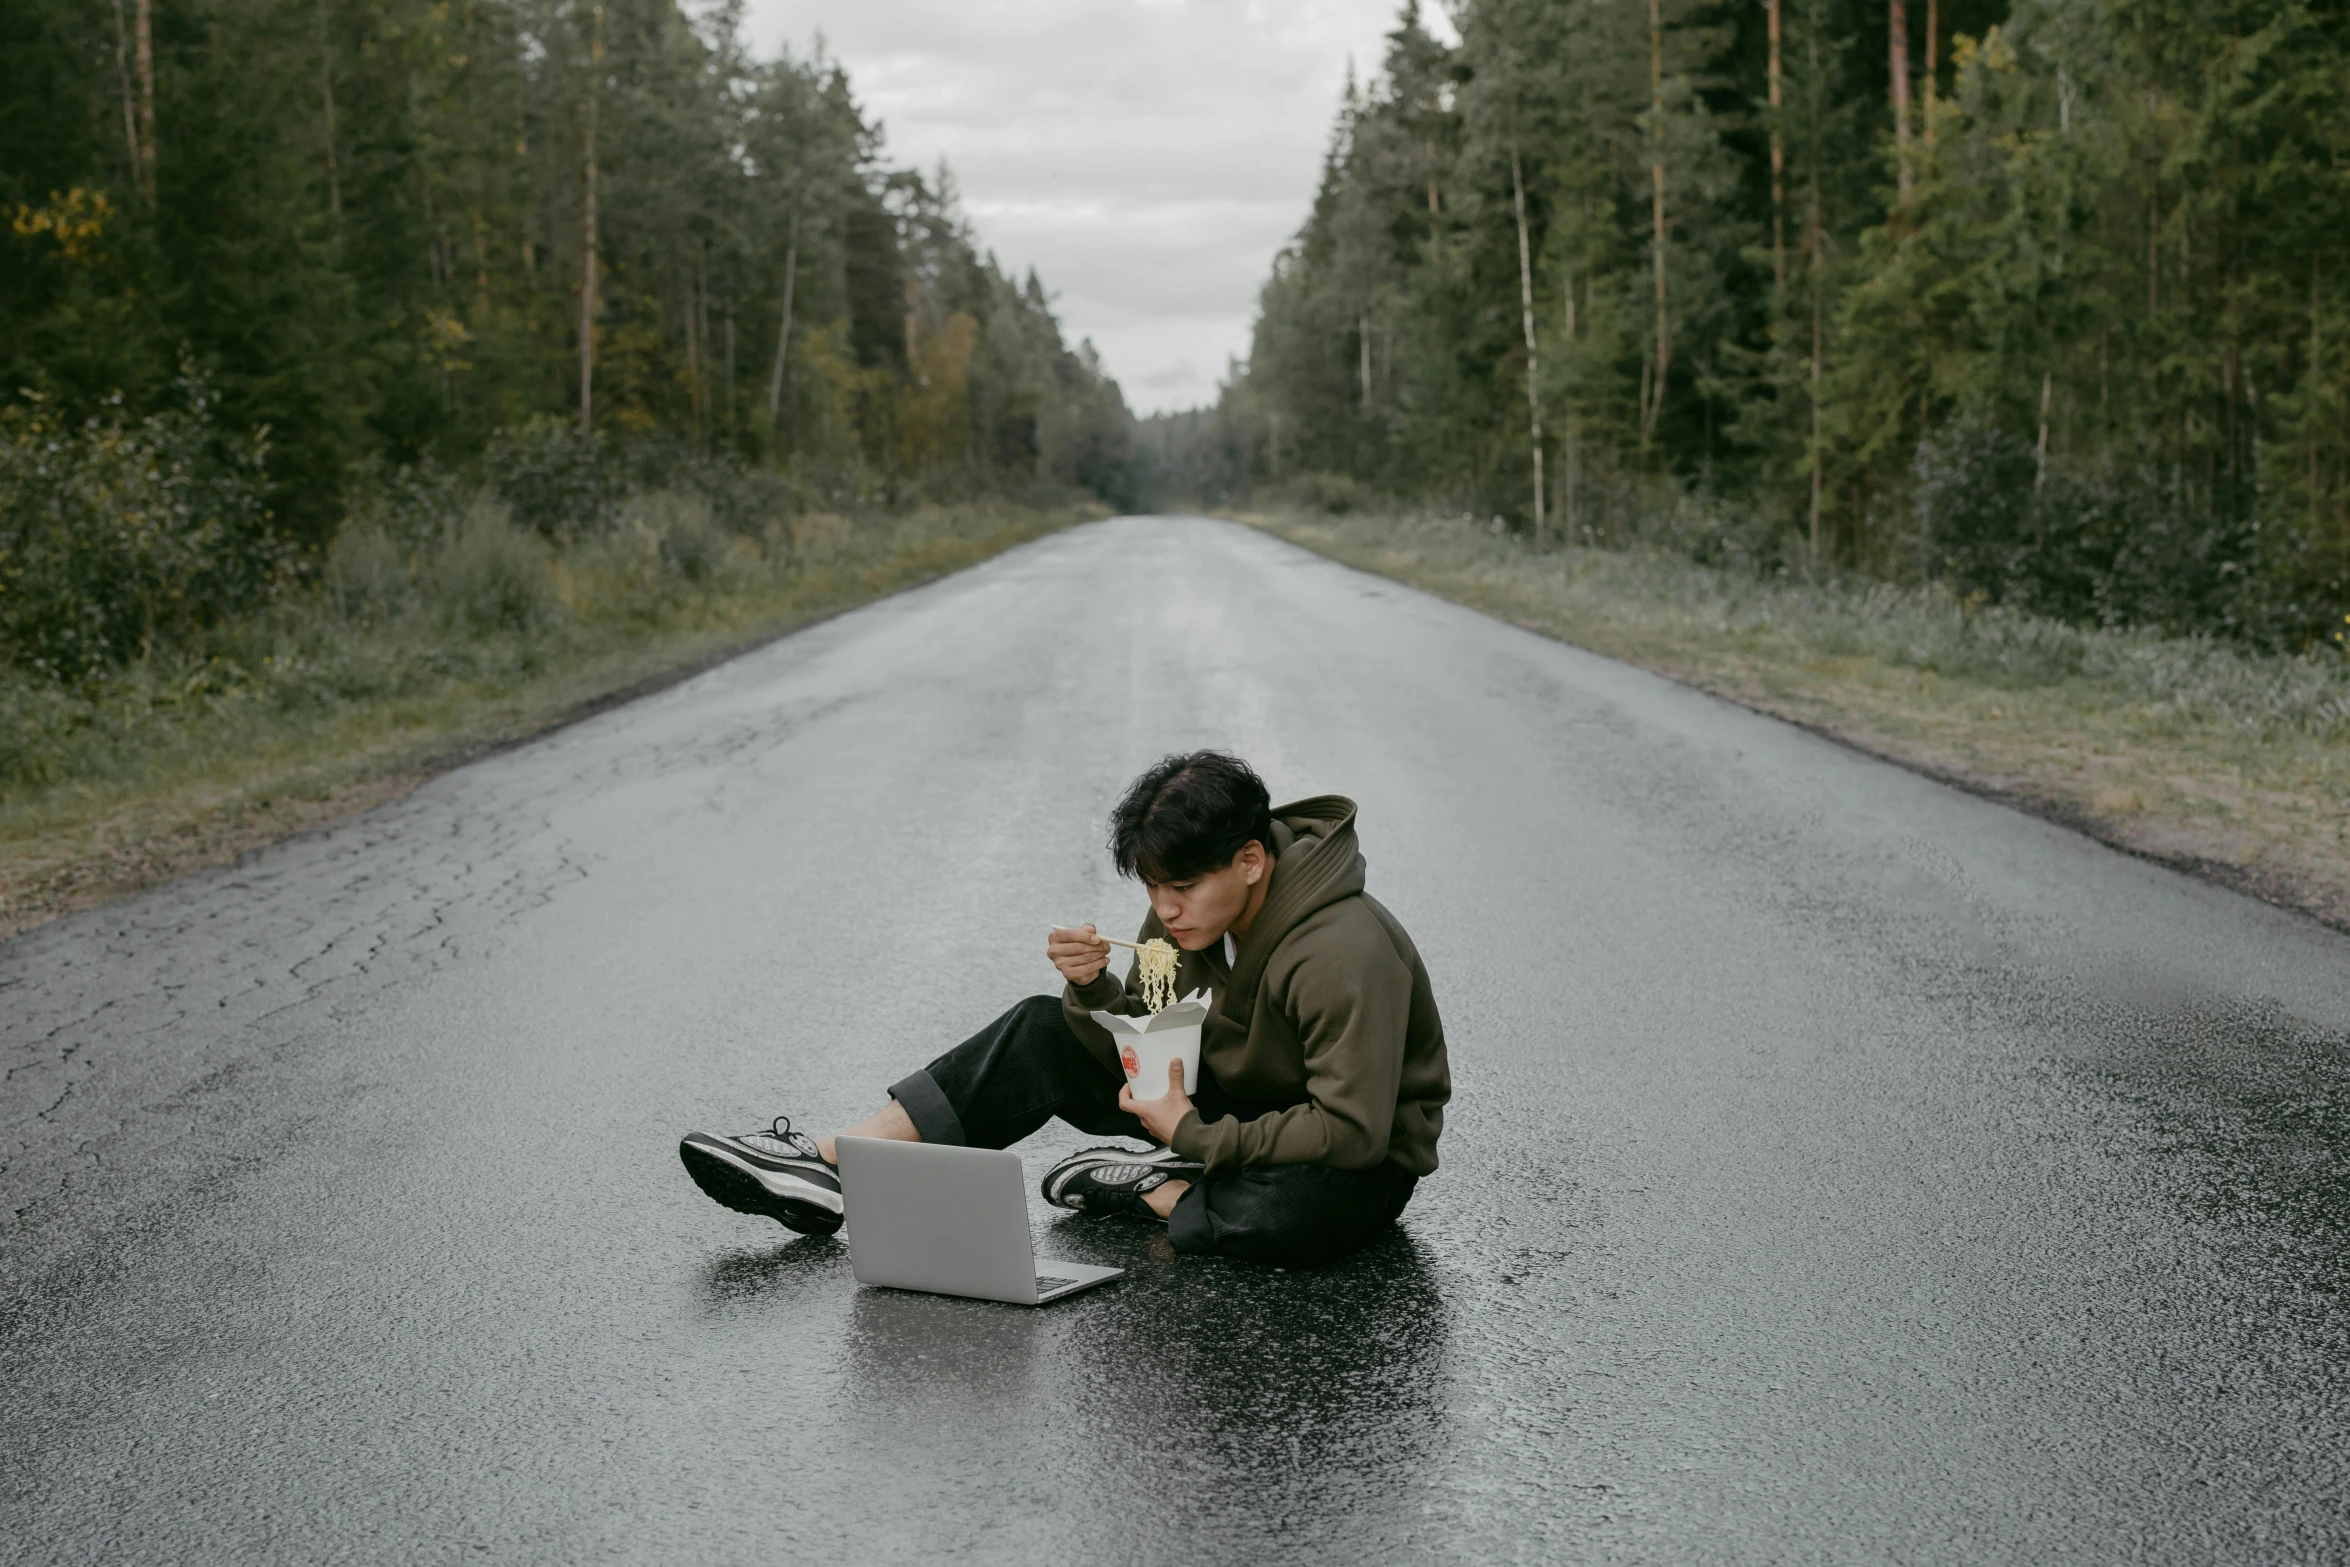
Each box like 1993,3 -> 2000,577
1047,1222 -> 1457,1546
843,1283 -> 1048,1403
696,1235 -> 849,1314
707,1215 -> 1460,1547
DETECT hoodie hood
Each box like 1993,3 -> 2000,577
1212,795 -> 1364,1038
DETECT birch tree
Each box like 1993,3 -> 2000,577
577,4 -> 602,432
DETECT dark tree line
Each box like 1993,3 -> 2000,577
1166,0 -> 2350,647
2,0 -> 1138,555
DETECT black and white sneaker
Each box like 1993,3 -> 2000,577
1041,1144 -> 1204,1219
679,1116 -> 845,1235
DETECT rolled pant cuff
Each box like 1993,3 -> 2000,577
1164,1181 -> 1214,1254
887,1068 -> 968,1147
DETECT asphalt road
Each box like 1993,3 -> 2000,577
5,516 -> 2349,1564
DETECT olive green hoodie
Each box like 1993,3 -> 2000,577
1062,796 -> 1449,1179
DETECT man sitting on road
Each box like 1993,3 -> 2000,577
678,751 -> 1450,1267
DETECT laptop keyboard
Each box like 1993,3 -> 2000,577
1034,1274 -> 1082,1294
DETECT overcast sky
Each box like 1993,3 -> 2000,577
735,0 -> 1444,415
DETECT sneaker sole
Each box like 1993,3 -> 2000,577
679,1138 -> 844,1236
1042,1145 -> 1204,1209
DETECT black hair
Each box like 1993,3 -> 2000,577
1108,751 -> 1274,883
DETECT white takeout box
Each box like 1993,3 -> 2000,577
1091,994 -> 1209,1101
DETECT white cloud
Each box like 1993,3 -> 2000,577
734,0 -> 1444,413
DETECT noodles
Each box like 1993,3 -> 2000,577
1135,937 -> 1181,1014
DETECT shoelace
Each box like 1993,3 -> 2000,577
767,1115 -> 824,1162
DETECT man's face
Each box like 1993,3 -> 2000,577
1147,841 -> 1267,950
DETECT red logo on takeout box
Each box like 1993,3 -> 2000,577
1119,1044 -> 1139,1078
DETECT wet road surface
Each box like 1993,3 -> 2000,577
5,516 -> 2349,1563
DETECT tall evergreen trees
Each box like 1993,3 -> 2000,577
1209,0 -> 2350,645
1,0 -> 1135,552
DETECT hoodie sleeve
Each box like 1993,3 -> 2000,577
1060,921 -> 1156,1077
1170,911 -> 1410,1175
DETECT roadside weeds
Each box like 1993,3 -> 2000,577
1238,509 -> 2350,934
1,504 -> 1093,939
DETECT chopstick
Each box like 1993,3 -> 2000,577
1048,925 -> 1145,951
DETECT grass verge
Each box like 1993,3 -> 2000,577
0,500 -> 1096,938
1239,508 -> 2350,931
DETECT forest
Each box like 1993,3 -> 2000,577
1167,0 -> 2350,651
1,0 -> 1136,680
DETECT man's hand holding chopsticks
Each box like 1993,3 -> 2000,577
1046,924 -> 1112,985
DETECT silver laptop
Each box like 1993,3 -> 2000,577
835,1138 -> 1124,1305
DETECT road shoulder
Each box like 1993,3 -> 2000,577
1240,509 -> 2350,934
1,508 -> 1089,941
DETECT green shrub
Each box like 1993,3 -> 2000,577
1274,471 -> 1374,516
430,503 -> 561,634
484,418 -> 624,539
323,523 -> 416,626
0,674 -> 84,787
627,490 -> 728,584
0,380 -> 280,678
342,455 -> 468,550
1913,417 -> 2264,640
619,436 -> 797,541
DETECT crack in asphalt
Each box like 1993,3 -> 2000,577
0,686 -> 860,1261
3,790 -> 578,1247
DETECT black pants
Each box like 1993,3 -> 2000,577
888,995 -> 1416,1268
